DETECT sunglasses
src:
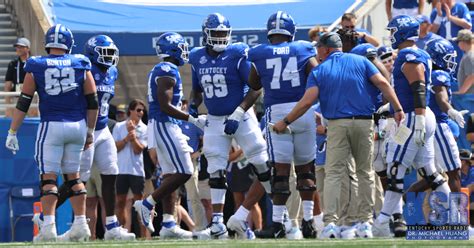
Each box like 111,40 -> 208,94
343,25 -> 355,29
134,108 -> 144,113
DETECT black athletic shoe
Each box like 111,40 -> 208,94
255,222 -> 286,239
301,219 -> 317,238
393,213 -> 407,237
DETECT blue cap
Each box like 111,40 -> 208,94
350,43 -> 377,58
377,46 -> 393,60
416,15 -> 430,24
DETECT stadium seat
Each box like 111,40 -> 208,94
9,185 -> 40,241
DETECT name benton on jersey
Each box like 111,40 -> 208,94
46,59 -> 72,67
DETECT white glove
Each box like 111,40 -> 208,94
228,106 -> 245,122
414,115 -> 426,147
376,103 -> 390,114
5,129 -> 19,154
447,108 -> 468,128
188,114 -> 207,130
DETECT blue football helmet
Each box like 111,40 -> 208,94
350,43 -> 377,59
84,35 -> 119,68
202,13 -> 232,52
377,45 -> 394,60
45,24 -> 74,53
267,11 -> 296,40
386,15 -> 419,49
155,32 -> 189,66
425,38 -> 457,73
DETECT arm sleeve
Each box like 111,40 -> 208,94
112,125 -> 121,141
460,4 -> 472,22
5,61 -> 14,81
306,71 -> 319,89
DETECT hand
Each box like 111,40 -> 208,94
128,130 -> 137,141
189,103 -> 199,118
272,120 -> 289,134
224,107 -> 245,135
188,115 -> 208,130
414,115 -> 426,147
356,31 -> 366,39
126,120 -> 136,132
84,129 -> 94,150
393,110 -> 405,126
448,109 -> 469,128
443,3 -> 451,19
5,129 -> 19,154
376,103 -> 390,115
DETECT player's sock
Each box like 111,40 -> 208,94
234,206 -> 250,221
43,215 -> 55,225
302,200 -> 314,221
393,198 -> 403,216
272,205 -> 287,224
105,215 -> 118,229
162,214 -> 176,228
434,182 -> 450,196
74,215 -> 87,225
379,191 -> 402,222
144,195 -> 156,210
210,188 -> 226,205
376,212 -> 391,224
212,213 -> 224,223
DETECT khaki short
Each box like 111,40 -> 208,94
85,166 -> 102,198
198,179 -> 211,200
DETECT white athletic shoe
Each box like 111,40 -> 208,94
194,222 -> 228,240
469,226 -> 474,240
33,223 -> 57,243
160,225 -> 193,240
372,220 -> 391,237
356,222 -> 373,238
104,226 -> 136,240
340,225 -> 357,239
319,222 -> 340,239
313,213 -> 324,238
133,200 -> 155,233
227,215 -> 255,240
286,227 -> 304,240
57,223 -> 90,242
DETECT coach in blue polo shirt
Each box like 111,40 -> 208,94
273,32 -> 404,238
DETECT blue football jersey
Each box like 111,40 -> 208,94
147,62 -> 183,123
93,64 -> 117,131
24,54 -> 91,122
392,47 -> 432,113
429,70 -> 452,123
189,43 -> 250,116
247,40 -> 316,108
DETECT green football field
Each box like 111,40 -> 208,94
2,239 -> 474,248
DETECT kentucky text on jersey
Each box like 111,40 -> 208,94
198,67 -> 228,75
93,64 -> 118,130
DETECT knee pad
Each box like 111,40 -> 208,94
388,162 -> 404,194
271,168 -> 290,196
209,170 -> 227,189
40,178 -> 58,197
250,162 -> 271,182
418,168 -> 446,191
296,171 -> 316,192
65,177 -> 87,196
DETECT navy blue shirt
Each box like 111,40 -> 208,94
306,51 -> 379,119
24,54 -> 91,122
179,121 -> 203,153
393,0 -> 419,9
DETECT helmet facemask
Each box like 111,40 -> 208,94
95,45 -> 119,67
443,52 -> 457,74
205,27 -> 231,52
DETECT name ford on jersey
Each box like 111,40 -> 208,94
273,47 -> 290,55
198,67 -> 228,75
96,85 -> 115,93
46,59 -> 72,66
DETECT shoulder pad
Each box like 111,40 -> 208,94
189,47 -> 206,64
247,44 -> 264,61
227,42 -> 249,59
431,70 -> 451,87
155,62 -> 178,78
293,40 -> 316,56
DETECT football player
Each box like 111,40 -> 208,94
5,24 -> 97,242
373,15 -> 451,237
423,38 -> 467,192
133,32 -> 206,239
188,13 -> 271,239
246,11 -> 319,238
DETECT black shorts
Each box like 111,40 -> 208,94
116,174 -> 145,195
227,162 -> 255,193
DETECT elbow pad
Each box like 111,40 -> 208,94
410,80 -> 426,109
16,93 -> 33,113
85,93 -> 99,110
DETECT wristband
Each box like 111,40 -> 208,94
87,127 -> 94,135
8,129 -> 16,135
283,117 -> 292,125
394,109 -> 403,113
